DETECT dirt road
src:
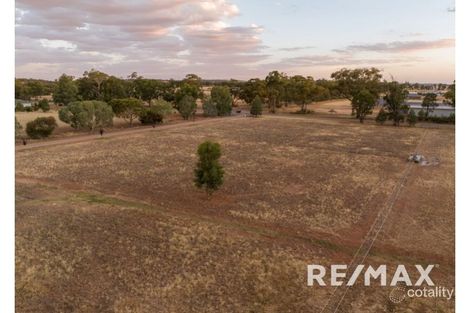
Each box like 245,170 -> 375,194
16,115 -> 242,152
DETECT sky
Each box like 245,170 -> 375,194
15,0 -> 455,82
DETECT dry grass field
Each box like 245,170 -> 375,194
16,114 -> 454,312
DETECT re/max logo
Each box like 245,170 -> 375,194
307,264 -> 435,287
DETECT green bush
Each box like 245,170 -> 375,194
177,95 -> 196,120
375,108 -> 388,125
59,100 -> 114,130
407,110 -> 417,126
211,86 -> 232,116
26,117 -> 57,139
139,107 -> 163,125
15,117 -> 22,138
38,99 -> 50,112
417,109 -> 426,121
194,141 -> 224,195
15,101 -> 25,112
139,99 -> 174,125
151,99 -> 174,118
250,95 -> 263,116
203,98 -> 218,117
109,98 -> 143,125
426,114 -> 455,124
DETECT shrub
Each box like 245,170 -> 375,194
139,107 -> 163,125
151,99 -> 174,118
375,108 -> 388,125
211,86 -> 232,116
139,100 -> 174,126
59,100 -> 114,130
15,117 -> 22,138
203,98 -> 218,117
194,141 -> 224,195
177,95 -> 196,120
109,98 -> 143,125
417,109 -> 426,121
426,114 -> 455,124
407,110 -> 417,126
26,117 -> 57,139
15,101 -> 25,112
250,95 -> 263,117
38,99 -> 50,112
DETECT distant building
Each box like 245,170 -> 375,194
15,99 -> 32,108
407,102 -> 455,117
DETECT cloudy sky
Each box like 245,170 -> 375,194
15,0 -> 455,82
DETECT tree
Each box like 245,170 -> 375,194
331,68 -> 383,100
177,95 -> 196,120
133,78 -> 160,104
203,98 -> 218,117
265,71 -> 287,113
109,98 -> 143,125
139,108 -> 163,125
53,74 -> 78,105
59,101 -> 114,130
444,81 -> 455,107
227,79 -> 242,106
102,76 -> 128,102
407,110 -> 417,126
139,99 -> 174,125
175,83 -> 201,107
15,80 -> 31,100
250,95 -> 263,116
26,117 -> 57,139
375,108 -> 388,125
421,93 -> 438,117
331,68 -> 383,117
383,82 -> 409,126
183,73 -> 202,88
351,89 -> 376,123
211,86 -> 232,116
151,99 -> 174,117
81,69 -> 109,100
194,141 -> 224,195
28,81 -> 44,98
15,117 -> 22,138
240,78 -> 266,104
285,75 -> 316,113
37,99 -> 50,112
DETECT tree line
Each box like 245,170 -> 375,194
15,68 -> 456,141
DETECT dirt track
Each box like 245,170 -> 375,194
16,116 -> 242,151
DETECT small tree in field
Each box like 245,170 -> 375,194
26,117 -> 57,139
250,95 -> 263,116
194,141 -> 224,195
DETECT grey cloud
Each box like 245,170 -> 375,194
278,46 -> 315,52
340,38 -> 454,53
